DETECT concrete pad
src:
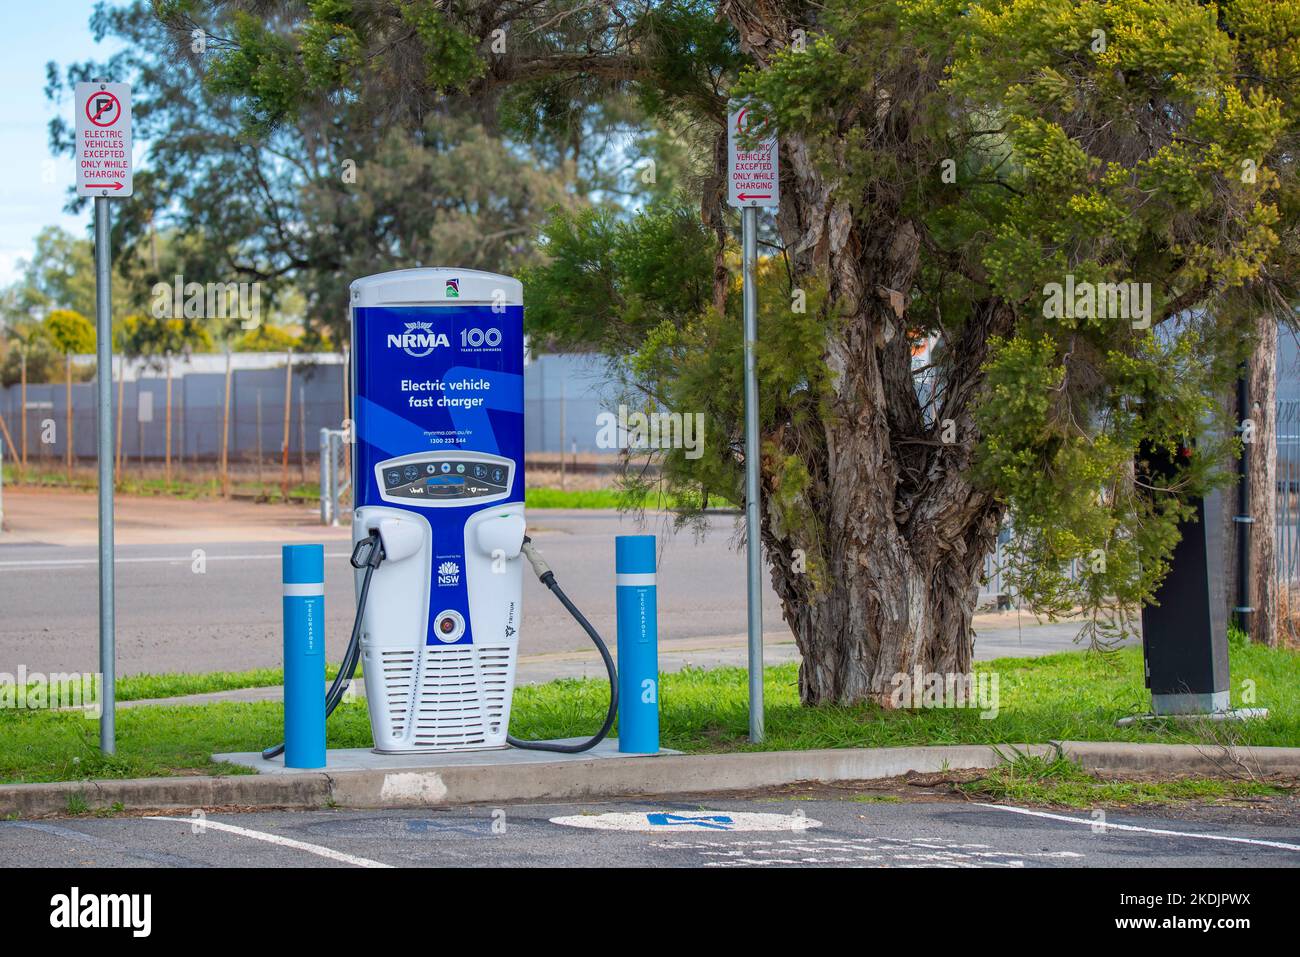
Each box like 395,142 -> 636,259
216,737 -> 678,775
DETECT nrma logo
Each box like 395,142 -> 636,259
387,321 -> 449,357
437,560 -> 460,586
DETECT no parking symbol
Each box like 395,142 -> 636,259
85,90 -> 122,126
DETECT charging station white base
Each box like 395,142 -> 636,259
217,739 -> 678,775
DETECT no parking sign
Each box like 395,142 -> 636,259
75,81 -> 133,197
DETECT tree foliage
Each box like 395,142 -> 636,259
45,1 -> 589,344
43,309 -> 96,354
151,0 -> 1300,684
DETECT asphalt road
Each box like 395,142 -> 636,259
0,510 -> 789,675
2,789 -> 1296,868
0,509 -> 1100,678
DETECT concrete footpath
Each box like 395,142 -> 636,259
3,741 -> 1298,820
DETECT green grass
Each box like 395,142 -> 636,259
958,752 -> 1289,808
524,488 -> 631,509
1,642 -> 1296,784
1,464 -> 710,510
116,664 -> 360,702
5,665 -> 356,704
117,669 -> 288,702
511,640 -> 1299,752
2,463 -> 318,502
523,487 -> 733,510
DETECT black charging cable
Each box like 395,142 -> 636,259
261,529 -> 385,760
507,536 -> 619,753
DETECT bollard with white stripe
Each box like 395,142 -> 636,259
615,535 -> 659,753
283,544 -> 326,768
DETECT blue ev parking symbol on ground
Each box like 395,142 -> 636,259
550,811 -> 820,832
646,813 -> 735,830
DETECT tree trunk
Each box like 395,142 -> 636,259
723,4 -> 1009,705
760,293 -> 1009,705
1246,315 -> 1278,646
1221,317 -> 1278,646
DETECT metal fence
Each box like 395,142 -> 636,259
0,359 -> 347,470
319,428 -> 352,525
0,352 -> 623,469
975,533 -> 1084,609
1275,400 -> 1300,642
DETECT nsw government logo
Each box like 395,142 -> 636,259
388,320 -> 449,357
437,560 -> 461,586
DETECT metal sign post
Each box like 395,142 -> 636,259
727,101 -> 779,743
740,205 -> 764,743
77,80 -> 133,754
94,196 -> 115,753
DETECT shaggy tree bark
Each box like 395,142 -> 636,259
723,4 -> 1008,705
762,283 -> 1011,705
1221,316 -> 1278,647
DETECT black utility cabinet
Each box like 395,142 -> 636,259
1137,442 -> 1231,714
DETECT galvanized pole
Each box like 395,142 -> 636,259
94,195 -> 116,754
1234,367 -> 1253,634
741,204 -> 764,743
164,350 -> 172,485
319,427 -> 331,525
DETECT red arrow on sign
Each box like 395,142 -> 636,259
737,193 -> 771,200
84,182 -> 125,190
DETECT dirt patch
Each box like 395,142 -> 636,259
1,486 -> 345,546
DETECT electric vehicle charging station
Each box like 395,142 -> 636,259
257,267 -> 623,764
350,268 -> 529,752
258,266 -> 630,765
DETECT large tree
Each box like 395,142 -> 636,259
47,1 -> 598,344
174,0 -> 1300,704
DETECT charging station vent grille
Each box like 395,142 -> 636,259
476,645 -> 512,737
378,650 -> 418,738
405,645 -> 514,747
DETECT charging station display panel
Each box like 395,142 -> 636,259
352,271 -> 524,649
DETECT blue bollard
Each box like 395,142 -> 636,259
282,544 -> 326,768
615,535 -> 659,753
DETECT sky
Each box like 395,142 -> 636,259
0,1 -> 130,285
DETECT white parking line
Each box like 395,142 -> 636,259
0,552 -> 351,569
976,803 -> 1300,852
144,816 -> 393,868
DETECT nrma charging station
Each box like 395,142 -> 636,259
267,268 -> 628,764
352,269 -> 528,752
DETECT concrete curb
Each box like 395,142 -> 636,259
3,741 -> 1298,819
1057,741 -> 1300,776
0,773 -> 332,820
324,743 -> 1059,809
